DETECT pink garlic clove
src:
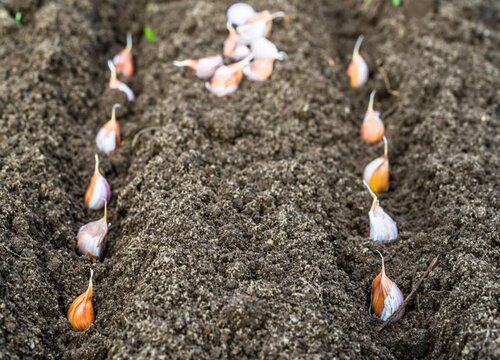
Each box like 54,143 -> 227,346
84,154 -> 111,210
205,54 -> 253,96
108,60 -> 135,101
173,55 -> 224,79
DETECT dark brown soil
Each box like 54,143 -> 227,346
0,0 -> 499,358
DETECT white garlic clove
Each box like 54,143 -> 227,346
173,55 -> 224,79
231,44 -> 251,61
227,3 -> 256,26
76,205 -> 109,260
369,204 -> 398,242
108,60 -> 135,101
364,180 -> 398,242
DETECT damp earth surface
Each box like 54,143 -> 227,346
0,0 -> 499,359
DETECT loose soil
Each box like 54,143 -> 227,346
0,0 -> 499,359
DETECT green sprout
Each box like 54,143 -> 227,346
15,12 -> 22,25
392,0 -> 401,6
144,26 -> 155,43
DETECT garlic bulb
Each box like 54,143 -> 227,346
370,251 -> 404,321
360,91 -> 385,144
67,269 -> 95,331
76,203 -> 109,259
84,154 -> 111,210
364,180 -> 398,241
347,35 -> 368,88
112,32 -> 134,77
173,55 -> 224,80
363,136 -> 389,193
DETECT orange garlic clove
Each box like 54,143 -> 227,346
363,136 -> 390,193
347,35 -> 368,88
360,91 -> 385,144
96,104 -> 121,156
67,269 -> 95,331
112,32 -> 134,77
173,55 -> 224,80
370,251 -> 404,321
205,54 -> 253,96
84,154 -> 111,210
76,202 -> 109,259
108,60 -> 135,101
364,181 -> 398,241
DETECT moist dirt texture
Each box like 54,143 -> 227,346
0,0 -> 499,359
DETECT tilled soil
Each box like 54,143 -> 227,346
0,0 -> 499,359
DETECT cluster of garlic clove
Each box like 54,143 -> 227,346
173,2 -> 287,96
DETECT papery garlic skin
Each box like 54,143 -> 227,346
76,207 -> 109,260
67,270 -> 94,331
369,204 -> 398,241
224,25 -> 239,58
371,257 -> 404,321
113,33 -> 134,77
227,3 -> 256,26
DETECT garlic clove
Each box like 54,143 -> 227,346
364,180 -> 398,241
173,55 -> 224,79
113,32 -> 134,77
370,251 -> 404,321
108,60 -> 135,101
227,3 -> 256,26
249,37 -> 287,60
96,104 -> 121,156
360,91 -> 385,144
347,35 -> 368,88
76,203 -> 109,259
363,136 -> 389,193
67,269 -> 95,331
205,54 -> 253,96
236,11 -> 285,44
243,58 -> 275,81
230,44 -> 251,61
223,23 -> 239,58
85,154 -> 111,210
